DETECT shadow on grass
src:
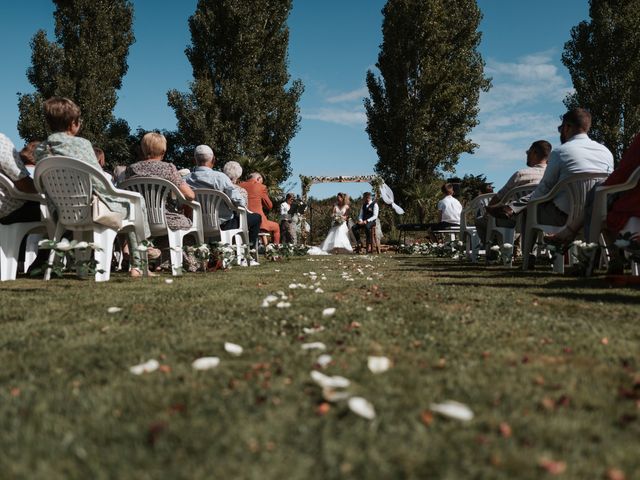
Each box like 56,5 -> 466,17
536,290 -> 640,304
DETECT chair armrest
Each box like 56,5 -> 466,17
186,200 -> 203,232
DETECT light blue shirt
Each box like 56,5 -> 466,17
185,166 -> 246,222
527,133 -> 613,213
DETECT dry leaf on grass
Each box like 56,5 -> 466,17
499,422 -> 512,438
420,410 -> 434,426
605,468 -> 626,480
538,457 -> 567,475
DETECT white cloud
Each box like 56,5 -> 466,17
459,49 -> 574,177
326,87 -> 368,104
302,108 -> 367,127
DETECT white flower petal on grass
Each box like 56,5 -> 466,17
107,307 -> 123,314
314,288 -> 324,294
129,359 -> 159,375
165,279 -> 174,284
276,301 -> 291,308
323,388 -> 351,402
322,308 -> 336,317
310,370 -> 350,388
366,306 -> 373,312
303,326 -> 325,335
192,357 -> 220,370
430,401 -> 474,422
289,283 -> 298,289
274,269 -> 280,272
368,356 -> 391,374
348,397 -> 376,420
224,342 -> 243,356
301,342 -> 327,351
316,354 -> 332,368
261,294 -> 279,307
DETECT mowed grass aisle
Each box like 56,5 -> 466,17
1,255 -> 639,479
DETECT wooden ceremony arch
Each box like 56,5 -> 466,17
299,174 -> 383,243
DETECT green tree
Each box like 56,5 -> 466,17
168,0 -> 303,184
365,0 -> 490,195
562,0 -> 640,164
17,0 -> 135,168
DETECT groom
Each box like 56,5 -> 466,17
352,192 -> 379,252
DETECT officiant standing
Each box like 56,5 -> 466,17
352,192 -> 379,251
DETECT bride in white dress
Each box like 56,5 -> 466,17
312,193 -> 353,254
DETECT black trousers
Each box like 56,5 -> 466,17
352,222 -> 374,244
222,212 -> 261,245
0,201 -> 41,225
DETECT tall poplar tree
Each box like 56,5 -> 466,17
17,0 -> 135,166
167,0 -> 303,184
365,0 -> 490,192
562,0 -> 640,164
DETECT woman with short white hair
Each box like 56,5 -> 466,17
223,161 -> 249,205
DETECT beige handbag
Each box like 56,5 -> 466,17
92,195 -> 124,230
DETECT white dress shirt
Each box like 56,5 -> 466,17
358,201 -> 379,223
527,133 -> 613,213
437,195 -> 462,224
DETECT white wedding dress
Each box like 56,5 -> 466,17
309,205 -> 353,254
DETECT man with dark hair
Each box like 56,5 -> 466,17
480,140 -> 551,242
352,191 -> 379,251
495,107 -> 613,248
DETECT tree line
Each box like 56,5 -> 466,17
16,0 -> 640,208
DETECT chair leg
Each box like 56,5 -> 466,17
23,233 -> 43,273
167,230 -> 184,276
44,224 -> 65,281
93,228 -> 117,282
0,227 -> 21,281
522,228 -> 536,270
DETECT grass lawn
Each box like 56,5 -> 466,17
1,254 -> 639,479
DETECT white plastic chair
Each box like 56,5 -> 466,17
0,173 -> 51,281
521,172 -> 608,272
119,177 -> 204,276
460,193 -> 494,262
193,188 -> 250,263
587,166 -> 640,276
485,183 -> 538,266
34,156 -> 148,282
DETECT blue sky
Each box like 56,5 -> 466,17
0,0 -> 589,202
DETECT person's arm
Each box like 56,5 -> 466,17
602,133 -> 640,186
368,203 -> 379,223
522,155 -> 560,204
14,176 -> 37,194
437,199 -> 444,222
261,186 -> 273,211
493,172 -> 520,204
179,182 -> 195,201
168,164 -> 196,201
223,177 -> 245,207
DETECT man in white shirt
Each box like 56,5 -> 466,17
496,108 -> 613,228
352,191 -> 379,251
422,183 -> 462,241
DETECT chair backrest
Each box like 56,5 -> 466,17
118,176 -> 178,234
34,156 -> 101,226
460,193 -> 494,232
192,188 -> 236,238
501,183 -> 538,204
561,173 -> 609,226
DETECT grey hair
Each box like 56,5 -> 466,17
223,161 -> 243,182
249,172 -> 263,181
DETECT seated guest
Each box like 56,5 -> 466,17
480,140 -> 550,241
280,192 -> 297,244
185,145 -> 261,246
34,97 -> 152,276
493,109 -> 613,242
93,147 -> 113,182
0,133 -> 40,225
222,161 -> 249,205
351,191 -> 379,250
420,183 -> 462,240
592,131 -> 640,272
19,140 -> 40,177
239,172 -> 280,244
125,132 -> 195,232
